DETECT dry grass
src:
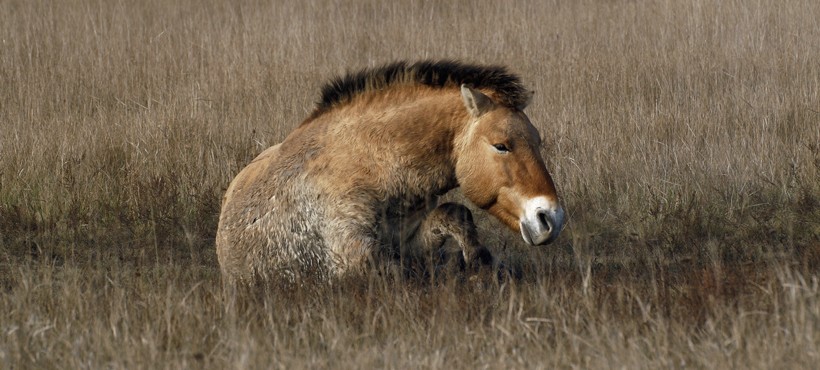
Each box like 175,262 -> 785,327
2,261 -> 818,368
1,0 -> 819,368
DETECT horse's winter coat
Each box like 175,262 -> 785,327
216,60 -> 564,285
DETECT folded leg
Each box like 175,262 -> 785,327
412,202 -> 495,270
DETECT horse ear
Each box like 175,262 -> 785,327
460,84 -> 493,117
518,90 -> 534,110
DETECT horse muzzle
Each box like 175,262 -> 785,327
519,197 -> 564,246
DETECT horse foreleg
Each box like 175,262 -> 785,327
414,202 -> 495,270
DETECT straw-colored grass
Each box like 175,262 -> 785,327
1,0 -> 818,368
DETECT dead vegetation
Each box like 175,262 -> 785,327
1,0 -> 819,368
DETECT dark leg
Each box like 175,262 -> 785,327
413,202 -> 495,270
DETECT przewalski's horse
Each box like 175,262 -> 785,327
216,60 -> 564,286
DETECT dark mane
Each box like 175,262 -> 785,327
311,60 -> 530,116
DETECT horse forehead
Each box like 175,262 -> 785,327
481,110 -> 538,140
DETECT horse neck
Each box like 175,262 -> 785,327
304,86 -> 473,166
412,89 -> 474,164
360,87 -> 471,191
389,87 -> 471,148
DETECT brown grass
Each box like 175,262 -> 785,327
1,0 -> 819,368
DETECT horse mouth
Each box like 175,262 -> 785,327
519,222 -> 535,245
519,220 -> 553,245
520,222 -> 556,246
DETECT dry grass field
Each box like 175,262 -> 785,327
1,0 -> 819,368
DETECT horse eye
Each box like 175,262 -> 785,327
493,143 -> 510,153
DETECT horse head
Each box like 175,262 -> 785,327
455,85 -> 564,246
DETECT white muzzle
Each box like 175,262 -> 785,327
519,196 -> 564,246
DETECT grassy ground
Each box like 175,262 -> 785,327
1,0 -> 819,368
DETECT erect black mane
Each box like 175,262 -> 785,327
312,60 -> 530,115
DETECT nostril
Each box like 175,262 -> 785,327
536,210 -> 553,233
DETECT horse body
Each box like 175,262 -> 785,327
216,61 -> 564,285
